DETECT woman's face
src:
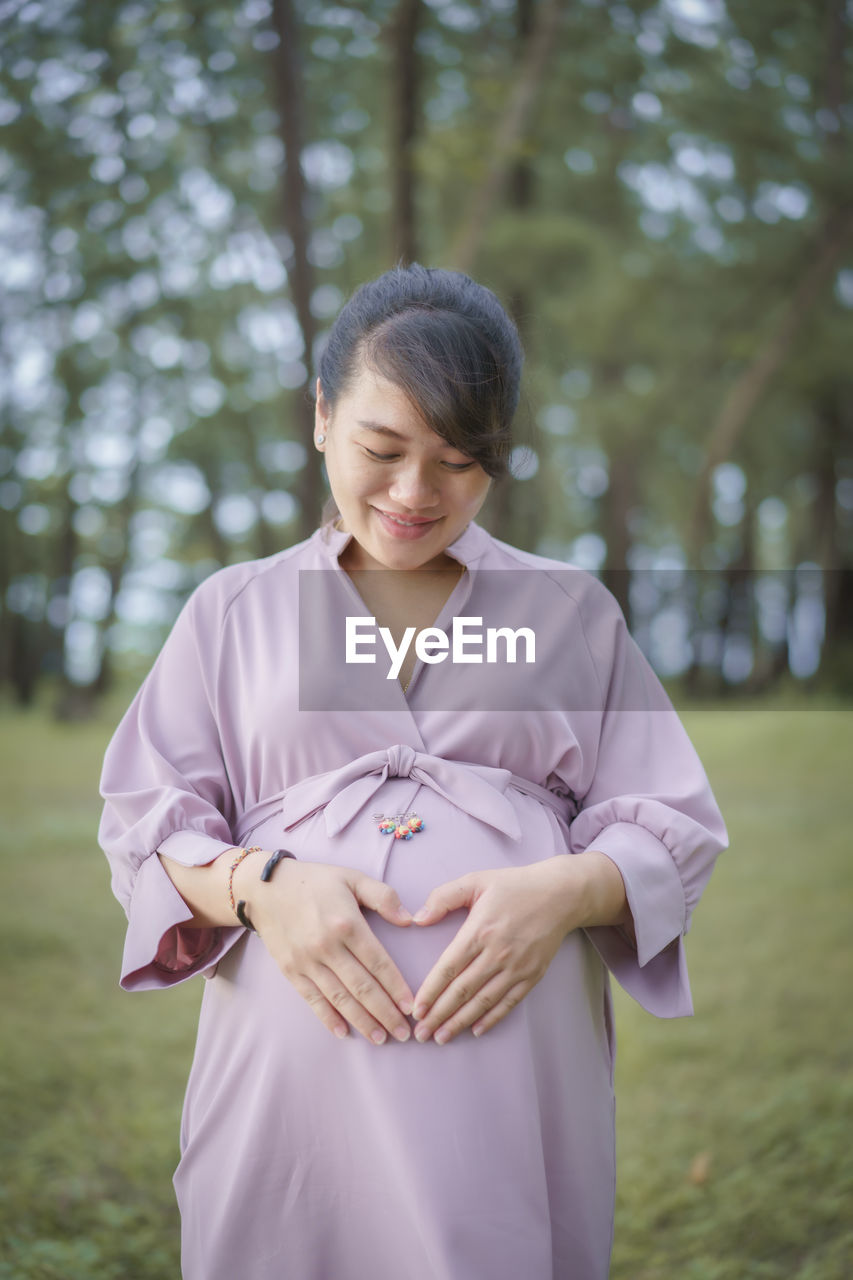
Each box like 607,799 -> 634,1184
315,360 -> 492,572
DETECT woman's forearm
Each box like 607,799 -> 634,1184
158,847 -> 268,928
545,850 -> 636,943
577,850 -> 633,929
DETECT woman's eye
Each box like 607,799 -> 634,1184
364,447 -> 399,462
361,446 -> 474,470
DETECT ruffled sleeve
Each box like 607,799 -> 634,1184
98,580 -> 242,991
562,577 -> 728,1018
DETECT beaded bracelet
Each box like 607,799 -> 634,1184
227,845 -> 262,921
235,849 -> 297,934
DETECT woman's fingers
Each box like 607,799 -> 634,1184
414,957 -> 499,1040
351,872 -> 413,927
285,911 -> 414,1040
265,864 -> 416,1040
411,924 -> 485,1022
311,955 -> 411,1044
469,981 -> 530,1038
346,919 -> 415,1017
286,971 -> 350,1041
277,862 -> 573,1047
420,972 -> 531,1045
412,874 -> 477,926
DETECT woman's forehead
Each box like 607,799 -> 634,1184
336,366 -> 440,439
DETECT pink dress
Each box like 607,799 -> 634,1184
99,521 -> 727,1280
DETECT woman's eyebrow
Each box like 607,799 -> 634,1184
356,420 -> 469,457
357,420 -> 404,438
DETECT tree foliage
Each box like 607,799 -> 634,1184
0,0 -> 850,711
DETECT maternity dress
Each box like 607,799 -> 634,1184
99,519 -> 728,1280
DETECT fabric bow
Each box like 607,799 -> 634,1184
278,744 -> 523,841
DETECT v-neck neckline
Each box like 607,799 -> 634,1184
332,561 -> 473,701
318,521 -> 486,702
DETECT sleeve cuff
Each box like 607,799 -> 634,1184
580,821 -> 686,966
120,847 -> 242,991
577,821 -> 692,1018
156,829 -> 236,865
583,923 -> 693,1018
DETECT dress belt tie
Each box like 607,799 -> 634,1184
235,745 -> 572,847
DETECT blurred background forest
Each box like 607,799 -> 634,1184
2,7 -> 853,1278
1,0 -> 852,715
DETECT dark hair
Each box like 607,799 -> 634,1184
317,264 -> 523,479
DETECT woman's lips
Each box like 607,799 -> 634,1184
374,508 -> 441,540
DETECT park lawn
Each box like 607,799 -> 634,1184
0,694 -> 851,1279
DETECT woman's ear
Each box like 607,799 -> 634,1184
314,380 -> 330,446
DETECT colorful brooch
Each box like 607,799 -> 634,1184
376,813 -> 425,840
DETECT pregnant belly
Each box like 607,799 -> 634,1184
239,775 -> 566,991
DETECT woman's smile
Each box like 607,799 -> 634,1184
374,508 -> 443,539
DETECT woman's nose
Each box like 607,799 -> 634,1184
387,462 -> 440,509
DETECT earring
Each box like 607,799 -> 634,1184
316,433 -> 326,446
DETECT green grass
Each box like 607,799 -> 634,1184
0,693 -> 851,1278
611,709 -> 853,1279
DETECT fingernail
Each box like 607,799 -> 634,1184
334,1025 -> 349,1039
371,1029 -> 386,1045
396,905 -> 411,921
413,1003 -> 427,1020
399,997 -> 413,1016
434,1028 -> 450,1045
414,1026 -> 430,1043
413,909 -> 427,923
393,1024 -> 410,1042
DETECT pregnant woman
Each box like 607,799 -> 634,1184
99,263 -> 727,1280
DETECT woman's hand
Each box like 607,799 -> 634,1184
235,857 -> 416,1046
410,852 -> 630,1045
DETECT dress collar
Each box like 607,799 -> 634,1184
315,519 -> 491,569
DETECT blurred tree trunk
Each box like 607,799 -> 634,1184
824,0 -> 846,134
270,0 -> 322,536
814,0 -> 851,688
243,415 -> 277,560
389,0 -> 421,265
596,361 -> 635,623
196,454 -> 231,567
2,491 -> 41,706
737,501 -> 766,692
721,500 -> 758,696
685,501 -> 759,697
52,485 -> 82,718
814,387 -> 851,673
480,0 -> 545,552
0,511 -> 13,697
448,0 -> 562,275
600,438 -> 637,626
92,463 -> 142,699
9,615 -> 41,706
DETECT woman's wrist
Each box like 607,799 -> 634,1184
231,847 -> 298,932
537,851 -> 633,935
159,845 -> 267,928
578,850 -> 633,930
